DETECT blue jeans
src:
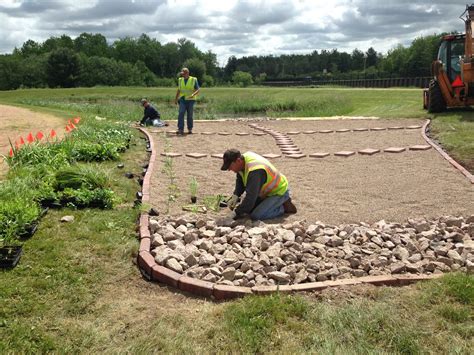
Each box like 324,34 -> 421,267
177,100 -> 195,131
250,190 -> 290,220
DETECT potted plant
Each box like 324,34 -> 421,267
0,244 -> 23,269
189,177 -> 198,203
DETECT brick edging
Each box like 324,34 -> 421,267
421,119 -> 474,184
135,126 -> 447,300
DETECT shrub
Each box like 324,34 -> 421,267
232,71 -> 253,87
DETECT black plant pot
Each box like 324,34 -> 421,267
18,222 -> 38,239
124,172 -> 134,179
40,207 -> 49,217
191,196 -> 197,204
136,191 -> 143,200
0,245 -> 23,269
138,178 -> 144,186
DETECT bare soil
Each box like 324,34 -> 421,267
0,104 -> 66,177
149,118 -> 474,225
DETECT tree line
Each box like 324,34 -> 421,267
0,32 -> 445,90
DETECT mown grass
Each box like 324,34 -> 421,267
1,87 -> 473,353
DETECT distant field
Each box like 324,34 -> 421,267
1,86 -> 472,171
0,86 -> 427,121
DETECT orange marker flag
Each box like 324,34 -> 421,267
19,136 -> 25,145
70,122 -> 77,129
50,129 -> 57,138
65,125 -> 72,133
73,117 -> 81,124
27,132 -> 34,143
36,131 -> 44,140
9,148 -> 14,157
68,119 -> 72,125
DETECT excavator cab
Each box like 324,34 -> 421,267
424,4 -> 474,112
438,36 -> 463,82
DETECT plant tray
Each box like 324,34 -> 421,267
0,245 -> 23,269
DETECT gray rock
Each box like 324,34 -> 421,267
447,250 -> 464,264
184,254 -> 199,267
268,271 -> 291,283
60,215 -> 74,223
166,258 -> 183,273
199,253 -> 216,266
390,262 -> 406,274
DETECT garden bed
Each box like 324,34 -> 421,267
149,118 -> 474,224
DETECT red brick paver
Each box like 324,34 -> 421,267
334,151 -> 356,157
409,145 -> 431,151
384,147 -> 406,153
358,148 -> 380,156
309,152 -> 330,158
161,152 -> 182,157
185,153 -> 207,159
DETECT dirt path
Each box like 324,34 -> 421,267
148,118 -> 474,225
0,104 -> 66,177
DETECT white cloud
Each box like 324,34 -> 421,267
0,0 -> 469,65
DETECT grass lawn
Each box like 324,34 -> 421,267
0,86 -> 473,353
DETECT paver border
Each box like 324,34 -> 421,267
421,119 -> 474,184
135,125 -> 450,300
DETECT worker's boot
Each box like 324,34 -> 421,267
283,198 -> 297,214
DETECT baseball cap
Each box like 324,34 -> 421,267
221,149 -> 241,170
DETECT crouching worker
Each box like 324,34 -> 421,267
139,99 -> 169,127
221,149 -> 297,220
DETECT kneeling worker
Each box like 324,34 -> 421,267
221,149 -> 297,220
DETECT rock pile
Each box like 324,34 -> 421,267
147,215 -> 474,287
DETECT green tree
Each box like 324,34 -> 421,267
46,48 -> 81,88
43,35 -> 74,52
15,40 -> 43,57
74,33 -> 109,57
232,71 -> 253,87
20,54 -> 48,88
0,55 -> 22,90
183,58 -> 206,82
365,47 -> 378,68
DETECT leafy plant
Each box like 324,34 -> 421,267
203,194 -> 225,212
54,165 -> 109,190
189,177 -> 198,198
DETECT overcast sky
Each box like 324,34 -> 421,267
0,0 -> 470,66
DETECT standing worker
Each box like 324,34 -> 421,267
174,67 -> 200,135
221,149 -> 297,220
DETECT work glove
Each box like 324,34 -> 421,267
227,194 -> 239,210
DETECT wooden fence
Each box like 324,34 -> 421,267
263,77 -> 432,88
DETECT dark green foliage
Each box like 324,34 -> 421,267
0,178 -> 42,243
55,166 -> 109,191
46,48 -> 81,88
183,57 -> 206,83
59,187 -> 116,209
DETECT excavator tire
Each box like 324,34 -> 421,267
428,79 -> 446,113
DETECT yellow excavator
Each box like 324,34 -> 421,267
424,4 -> 474,112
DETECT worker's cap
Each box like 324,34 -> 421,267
140,98 -> 147,105
181,67 -> 189,73
221,149 -> 241,171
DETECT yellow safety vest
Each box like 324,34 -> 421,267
178,76 -> 198,100
239,152 -> 288,197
